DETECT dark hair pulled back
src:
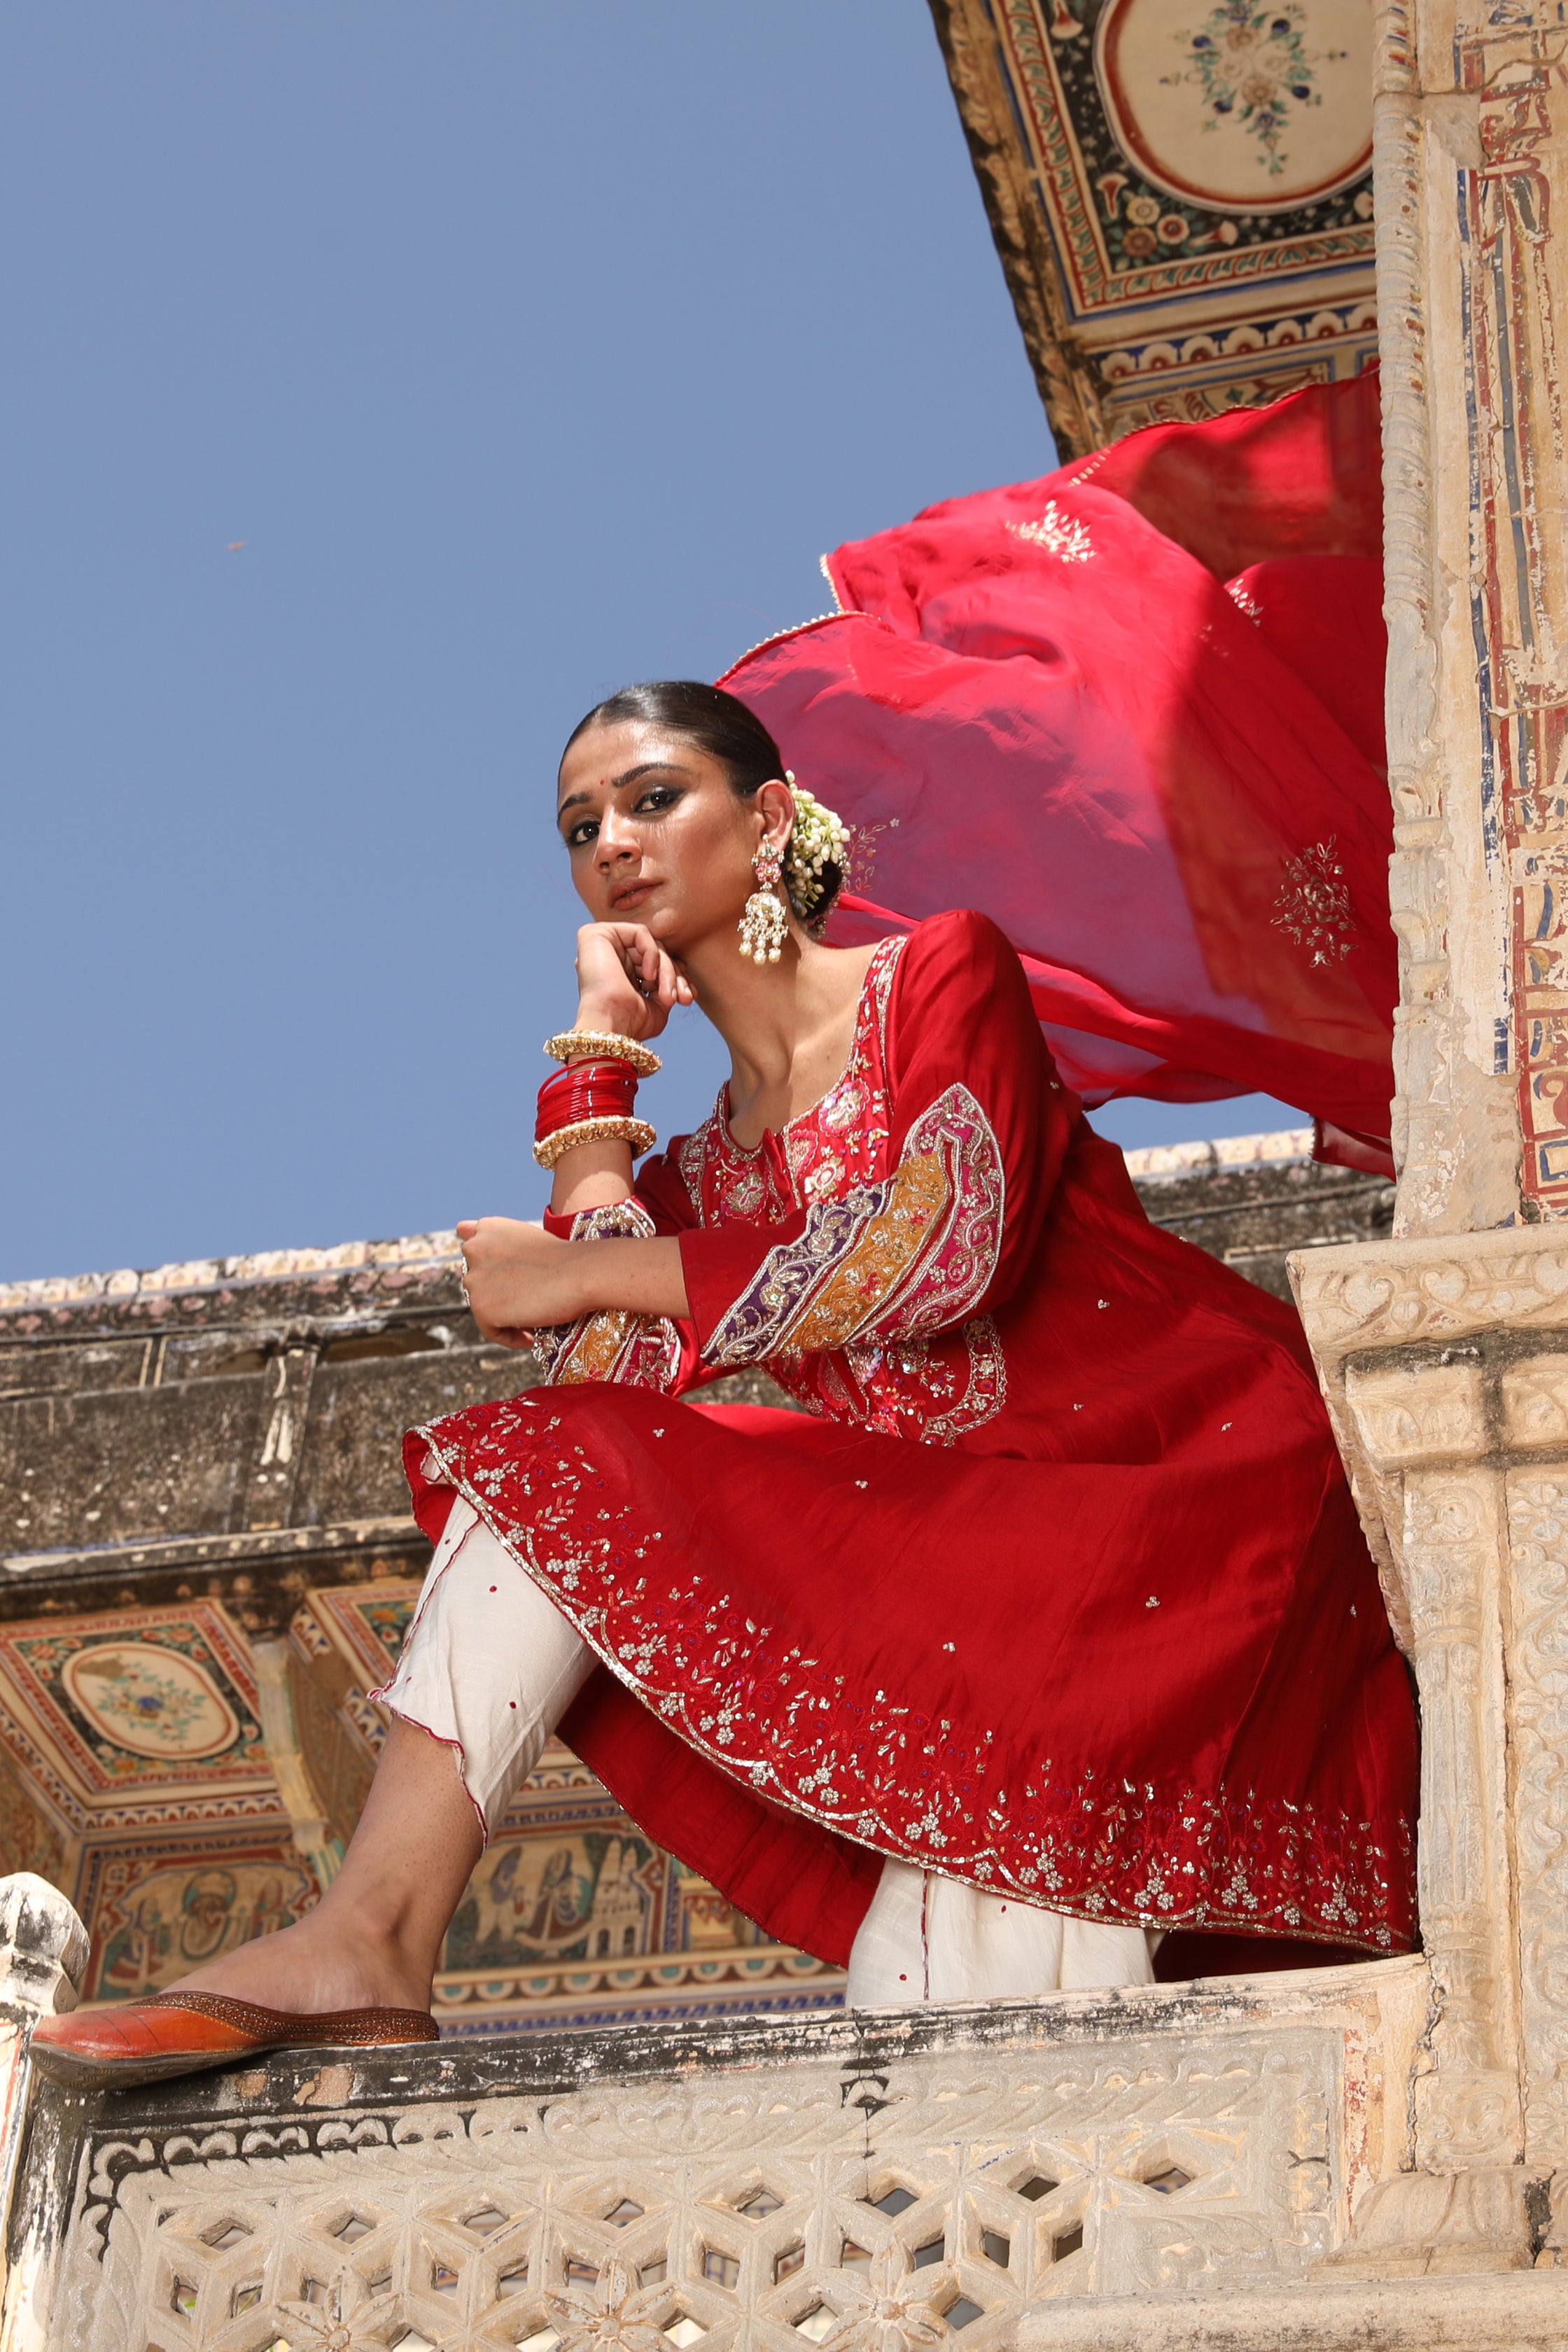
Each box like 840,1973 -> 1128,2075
563,679 -> 844,929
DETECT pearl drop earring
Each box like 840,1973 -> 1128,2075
738,841 -> 789,963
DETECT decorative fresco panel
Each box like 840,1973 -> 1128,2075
446,1826 -> 665,1972
1451,18 -> 1568,1217
308,1577 -> 422,1691
74,1825 -> 316,2002
431,1781 -> 844,2037
1095,0 -> 1372,214
0,1603 -> 269,1802
927,0 -> 1377,446
0,1746 -> 65,1882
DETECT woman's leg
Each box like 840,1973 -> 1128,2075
167,1500 -> 595,2014
170,1714 -> 484,2011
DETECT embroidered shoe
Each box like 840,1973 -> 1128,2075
29,1991 -> 439,2089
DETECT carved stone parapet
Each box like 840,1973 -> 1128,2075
1296,1224 -> 1568,2184
8,1964 -> 1429,2351
1018,2271 -> 1568,2347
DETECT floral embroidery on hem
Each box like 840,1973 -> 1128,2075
412,1404 -> 1414,1952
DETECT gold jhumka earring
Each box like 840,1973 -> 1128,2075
738,841 -> 789,964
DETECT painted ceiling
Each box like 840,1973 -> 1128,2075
929,0 -> 1378,449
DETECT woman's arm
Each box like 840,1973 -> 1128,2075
545,920 -> 693,1220
455,918 -> 699,1376
459,1219 -> 689,1344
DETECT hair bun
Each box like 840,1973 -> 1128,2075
783,776 -> 851,930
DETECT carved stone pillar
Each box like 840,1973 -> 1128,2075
1296,1236 -> 1568,2260
1377,0 -> 1568,1232
1289,0 -> 1568,2274
0,1875 -> 87,2352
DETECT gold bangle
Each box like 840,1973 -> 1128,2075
544,1030 -> 662,1077
533,1115 -> 657,1170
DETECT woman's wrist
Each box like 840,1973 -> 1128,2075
547,1138 -> 637,1223
570,999 -> 638,1047
557,1240 -> 596,1322
568,1234 -> 690,1322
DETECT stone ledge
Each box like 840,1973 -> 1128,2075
0,1232 -> 462,1316
18,1957 -> 1429,2352
1016,2271 -> 1568,2351
1293,1223 -> 1568,1360
57,1952 -> 1429,2120
1123,1126 -> 1316,1177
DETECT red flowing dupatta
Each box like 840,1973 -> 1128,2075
719,371 -> 1395,1173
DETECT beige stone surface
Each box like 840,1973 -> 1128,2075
27,1962 -> 1424,2352
1018,2272 -> 1568,2349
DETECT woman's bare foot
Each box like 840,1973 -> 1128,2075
165,1912 -> 432,2015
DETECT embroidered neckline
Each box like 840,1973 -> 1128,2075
715,933 -> 906,1161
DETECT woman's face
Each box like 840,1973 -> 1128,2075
556,718 -> 789,953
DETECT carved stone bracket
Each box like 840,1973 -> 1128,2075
1296,1224 -> 1568,2213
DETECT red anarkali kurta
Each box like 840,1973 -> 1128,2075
407,910 -> 1418,1971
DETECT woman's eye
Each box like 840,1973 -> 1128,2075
566,819 -> 598,848
636,786 -> 680,815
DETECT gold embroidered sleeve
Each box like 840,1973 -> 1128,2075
701,1085 -> 1005,1366
533,1201 -> 687,1392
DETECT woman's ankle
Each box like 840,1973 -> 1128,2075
168,1915 -> 434,2015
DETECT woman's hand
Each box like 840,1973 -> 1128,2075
573,922 -> 694,1045
458,1218 -> 585,1346
457,1219 -> 692,1341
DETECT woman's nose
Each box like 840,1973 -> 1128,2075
595,812 -> 638,867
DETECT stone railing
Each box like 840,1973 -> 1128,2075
0,1892 -> 1463,2351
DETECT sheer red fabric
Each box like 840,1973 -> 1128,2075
408,913 -> 1418,1971
719,372 -> 1395,1168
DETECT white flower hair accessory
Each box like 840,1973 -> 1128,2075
783,771 -> 850,927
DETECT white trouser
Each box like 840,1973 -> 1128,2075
374,1496 -> 1157,2002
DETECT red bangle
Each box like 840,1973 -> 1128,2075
537,1060 -> 638,1133
534,1060 -> 656,1168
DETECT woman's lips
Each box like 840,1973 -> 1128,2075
611,881 -> 657,912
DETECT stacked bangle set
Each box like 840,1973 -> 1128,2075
533,1030 -> 661,1168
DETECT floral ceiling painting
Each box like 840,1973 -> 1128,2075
928,0 -> 1377,449
0,1604 -> 268,1802
1097,0 -> 1372,209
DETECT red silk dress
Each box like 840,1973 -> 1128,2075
407,911 -> 1418,1973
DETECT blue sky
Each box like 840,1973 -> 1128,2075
1,2 -> 1293,1283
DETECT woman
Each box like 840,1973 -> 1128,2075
34,668 -> 1418,2087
